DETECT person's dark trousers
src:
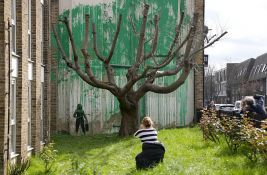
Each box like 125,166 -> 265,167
136,142 -> 165,169
76,118 -> 85,134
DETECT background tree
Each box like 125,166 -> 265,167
52,4 -> 226,136
204,65 -> 219,104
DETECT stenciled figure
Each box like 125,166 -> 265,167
73,104 -> 88,135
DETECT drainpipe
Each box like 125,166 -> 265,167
7,19 -> 11,161
4,19 -> 12,173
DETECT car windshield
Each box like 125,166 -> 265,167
235,101 -> 241,109
220,105 -> 234,110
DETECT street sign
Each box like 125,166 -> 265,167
204,54 -> 208,67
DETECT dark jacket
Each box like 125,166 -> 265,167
243,105 -> 267,128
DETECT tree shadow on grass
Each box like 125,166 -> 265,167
49,133 -> 139,174
51,133 -> 133,155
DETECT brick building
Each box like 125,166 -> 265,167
214,67 -> 227,103
0,0 -> 52,173
248,53 -> 267,104
211,53 -> 267,105
227,59 -> 255,103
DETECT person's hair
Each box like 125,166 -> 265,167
242,96 -> 255,108
142,117 -> 153,128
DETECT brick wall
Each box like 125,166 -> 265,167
194,0 -> 204,119
0,0 -> 10,174
0,0 -> 51,173
16,0 -> 29,160
50,0 -> 58,133
194,0 -> 205,122
31,0 -> 42,154
44,0 -> 52,141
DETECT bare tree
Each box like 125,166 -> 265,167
52,4 -> 227,136
204,65 -> 219,103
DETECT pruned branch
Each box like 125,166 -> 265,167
136,60 -> 192,98
144,15 -> 159,59
149,24 -> 193,70
53,3 -> 226,103
62,16 -> 81,70
155,65 -> 183,78
82,14 -> 90,51
166,12 -> 185,59
183,14 -> 198,60
92,23 -> 106,62
53,16 -> 118,94
107,14 -> 122,63
52,22 -> 98,86
145,13 -> 193,71
188,31 -> 228,61
80,14 -> 98,87
52,23 -> 75,69
135,4 -> 149,63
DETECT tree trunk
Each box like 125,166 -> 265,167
119,103 -> 139,136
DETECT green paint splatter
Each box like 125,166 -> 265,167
53,0 -> 194,124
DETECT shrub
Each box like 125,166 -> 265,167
8,158 -> 30,175
241,119 -> 267,161
39,142 -> 58,173
62,155 -> 88,175
220,116 -> 246,153
199,109 -> 221,143
200,109 -> 267,162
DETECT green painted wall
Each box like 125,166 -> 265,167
54,0 -> 195,134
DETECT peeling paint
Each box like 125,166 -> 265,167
59,0 -> 115,14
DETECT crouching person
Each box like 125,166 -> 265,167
134,117 -> 165,169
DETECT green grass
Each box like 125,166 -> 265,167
26,127 -> 267,175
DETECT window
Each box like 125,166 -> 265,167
28,0 -> 31,60
41,0 -> 44,64
40,83 -> 44,142
262,64 -> 266,72
40,0 -> 45,141
11,0 -> 16,53
257,64 -> 262,73
10,78 -> 17,155
253,66 -> 258,75
28,81 -> 32,148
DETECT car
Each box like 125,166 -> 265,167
234,100 -> 242,113
217,104 -> 236,116
214,104 -> 223,111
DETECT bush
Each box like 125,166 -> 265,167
199,109 -> 221,143
220,116 -> 246,153
39,142 -> 58,173
200,109 -> 267,162
8,158 -> 30,175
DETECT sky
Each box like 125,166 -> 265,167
205,0 -> 267,70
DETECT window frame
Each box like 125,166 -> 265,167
28,0 -> 32,60
10,78 -> 17,157
27,81 -> 32,148
11,0 -> 16,54
40,82 -> 44,142
41,0 -> 44,64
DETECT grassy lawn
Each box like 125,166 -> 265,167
26,127 -> 267,175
